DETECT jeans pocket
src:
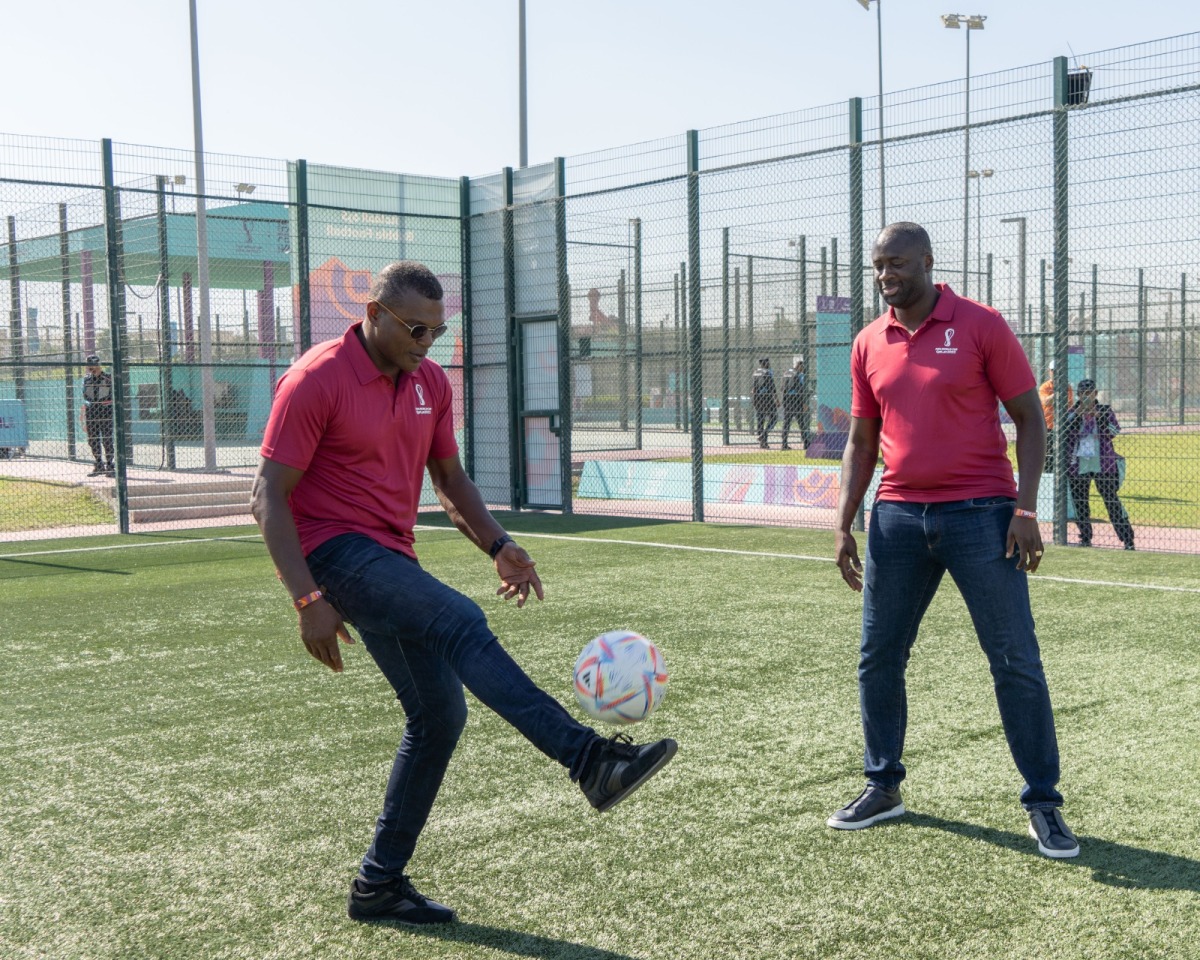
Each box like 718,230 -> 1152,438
968,496 -> 1015,508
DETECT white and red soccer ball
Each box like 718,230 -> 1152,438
573,630 -> 668,725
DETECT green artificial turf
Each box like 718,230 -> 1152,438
4,518 -> 1199,959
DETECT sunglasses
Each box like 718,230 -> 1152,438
370,300 -> 448,342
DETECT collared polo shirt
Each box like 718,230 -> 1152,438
851,284 -> 1035,502
261,322 -> 458,559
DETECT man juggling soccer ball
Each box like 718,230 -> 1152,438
252,262 -> 677,925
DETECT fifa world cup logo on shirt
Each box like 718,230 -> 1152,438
936,327 -> 958,355
414,382 -> 432,415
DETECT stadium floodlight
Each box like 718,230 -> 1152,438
943,12 -> 987,290
853,0 -> 887,226
234,183 -> 256,197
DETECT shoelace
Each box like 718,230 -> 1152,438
397,876 -> 428,905
604,733 -> 638,758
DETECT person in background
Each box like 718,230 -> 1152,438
752,357 -> 778,450
780,356 -> 812,451
1061,378 -> 1134,550
81,354 -> 114,477
252,261 -> 677,927
1038,361 -> 1073,473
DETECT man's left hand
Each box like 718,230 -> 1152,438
1006,516 -> 1044,573
494,542 -> 544,608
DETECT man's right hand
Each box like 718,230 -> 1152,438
297,599 -> 355,673
835,530 -> 864,592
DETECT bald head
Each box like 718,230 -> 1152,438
875,222 -> 932,257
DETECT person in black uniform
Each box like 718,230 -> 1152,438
81,354 -> 115,476
751,357 -> 778,449
780,356 -> 812,451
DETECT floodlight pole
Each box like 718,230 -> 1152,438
189,0 -> 218,469
943,14 -> 986,291
518,0 -> 528,168
855,0 -> 886,226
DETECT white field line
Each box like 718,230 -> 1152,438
3,527 -> 1198,596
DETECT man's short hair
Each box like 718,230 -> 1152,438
876,222 -> 933,257
369,262 -> 443,305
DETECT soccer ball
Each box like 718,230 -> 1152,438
572,630 -> 668,725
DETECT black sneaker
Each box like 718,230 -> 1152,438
579,734 -> 678,812
1027,808 -> 1080,859
88,464 -> 105,477
826,784 -> 906,830
347,875 -> 457,925
104,466 -> 116,477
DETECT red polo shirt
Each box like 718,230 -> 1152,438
261,322 -> 458,559
851,284 -> 1035,502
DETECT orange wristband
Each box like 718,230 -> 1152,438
1014,508 -> 1037,519
293,589 -> 323,611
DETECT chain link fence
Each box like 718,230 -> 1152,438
3,34 -> 1198,551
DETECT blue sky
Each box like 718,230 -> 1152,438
5,0 -> 1197,177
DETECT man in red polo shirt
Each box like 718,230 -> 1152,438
251,262 -> 677,925
826,223 -> 1078,859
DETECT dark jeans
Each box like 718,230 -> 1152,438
85,409 -> 114,465
755,406 -> 776,445
859,498 -> 1064,809
1069,473 -> 1134,547
780,404 -> 810,448
307,533 -> 602,883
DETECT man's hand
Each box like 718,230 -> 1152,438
494,542 -> 544,608
1006,516 -> 1044,573
835,530 -> 864,592
297,598 -> 355,673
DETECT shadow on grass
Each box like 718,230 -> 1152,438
908,813 -> 1200,891
369,919 -> 636,959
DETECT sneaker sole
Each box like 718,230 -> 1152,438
594,739 -> 678,813
347,900 -> 458,925
826,802 -> 906,830
1027,823 -> 1080,859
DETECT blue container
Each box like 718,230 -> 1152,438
0,399 -> 30,455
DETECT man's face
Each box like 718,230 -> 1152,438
87,365 -> 101,376
871,233 -> 932,310
365,290 -> 445,375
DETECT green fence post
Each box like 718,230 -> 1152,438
1137,267 -> 1146,426
459,175 -> 475,478
849,98 -> 866,534
633,217 -> 643,451
798,236 -> 808,366
721,226 -> 730,445
673,270 -> 682,430
1180,273 -> 1188,425
502,166 -> 520,511
849,98 -> 865,341
1052,56 -> 1071,546
986,253 -> 994,306
59,203 -> 77,460
734,266 -> 742,430
680,260 -> 689,434
155,176 -> 176,470
1090,264 -> 1098,380
687,129 -> 704,522
101,139 -> 129,532
618,269 -> 629,431
554,159 -> 572,513
747,254 -> 755,374
295,159 -> 312,353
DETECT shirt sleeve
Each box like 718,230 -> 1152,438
850,332 -> 880,419
983,312 -> 1037,403
260,369 -> 329,471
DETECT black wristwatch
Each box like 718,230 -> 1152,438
488,534 -> 514,560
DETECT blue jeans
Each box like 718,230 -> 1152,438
859,498 -> 1064,809
307,533 -> 603,883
